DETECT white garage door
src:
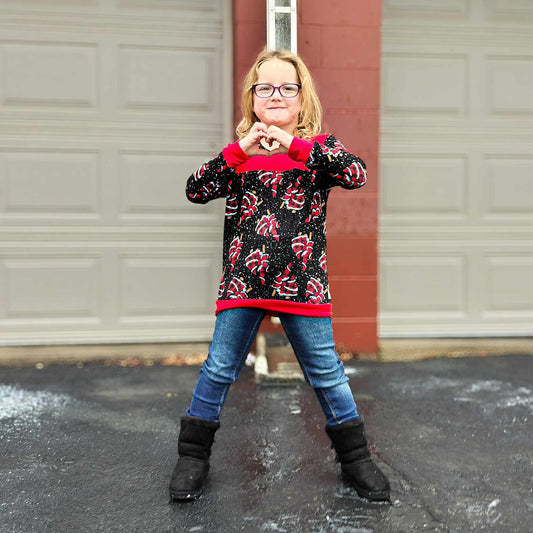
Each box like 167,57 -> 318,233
380,0 -> 533,337
0,1 -> 231,345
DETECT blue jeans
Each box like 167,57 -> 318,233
187,308 -> 359,426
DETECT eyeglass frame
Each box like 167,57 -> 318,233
251,83 -> 302,98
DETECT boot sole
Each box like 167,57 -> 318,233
342,472 -> 391,502
169,488 -> 203,502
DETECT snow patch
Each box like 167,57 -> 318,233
0,385 -> 73,425
390,377 -> 532,413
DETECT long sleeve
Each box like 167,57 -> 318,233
185,153 -> 233,204
303,135 -> 367,190
186,142 -> 249,204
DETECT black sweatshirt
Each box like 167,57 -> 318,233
186,134 -> 366,317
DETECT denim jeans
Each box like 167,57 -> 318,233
187,307 -> 359,426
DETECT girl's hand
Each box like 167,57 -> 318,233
238,122 -> 269,157
238,123 -> 294,157
263,125 -> 293,156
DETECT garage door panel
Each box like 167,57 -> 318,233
119,255 -> 218,319
3,42 -> 97,108
383,0 -> 468,19
0,243 -> 221,342
0,1 -> 222,21
1,256 -> 100,320
484,156 -> 533,217
484,256 -> 533,312
382,255 -> 466,312
484,0 -> 533,22
118,151 -> 220,223
1,150 -> 100,219
1,147 -> 223,227
382,54 -> 468,115
119,46 -> 219,115
486,55 -> 533,115
0,1 -> 100,9
1,39 -> 224,124
117,0 -> 221,15
381,155 -> 467,218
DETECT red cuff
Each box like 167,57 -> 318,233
288,137 -> 314,163
222,141 -> 250,168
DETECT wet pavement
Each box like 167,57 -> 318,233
0,354 -> 531,532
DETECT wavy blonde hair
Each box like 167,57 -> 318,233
236,49 -> 322,140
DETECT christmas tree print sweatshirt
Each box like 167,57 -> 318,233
186,134 -> 366,317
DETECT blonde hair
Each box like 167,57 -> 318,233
236,49 -> 322,140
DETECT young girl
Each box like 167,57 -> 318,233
169,49 -> 390,502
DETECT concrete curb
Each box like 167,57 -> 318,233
0,338 -> 531,367
0,342 -> 210,367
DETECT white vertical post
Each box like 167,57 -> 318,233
290,0 -> 297,53
267,0 -> 276,51
266,0 -> 298,53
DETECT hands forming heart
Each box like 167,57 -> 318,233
238,123 -> 293,157
258,138 -> 280,152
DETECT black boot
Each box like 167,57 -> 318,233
169,415 -> 220,501
326,417 -> 390,502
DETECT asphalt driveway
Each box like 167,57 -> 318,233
0,354 -> 531,532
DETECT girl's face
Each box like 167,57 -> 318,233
253,59 -> 302,134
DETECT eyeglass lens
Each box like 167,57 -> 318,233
254,84 -> 300,98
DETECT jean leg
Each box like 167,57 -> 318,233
187,307 -> 266,422
278,313 -> 359,425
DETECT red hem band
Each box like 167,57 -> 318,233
215,299 -> 332,318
